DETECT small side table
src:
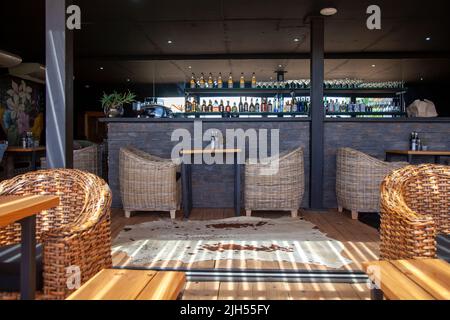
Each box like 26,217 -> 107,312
5,146 -> 46,177
385,150 -> 450,164
180,149 -> 242,219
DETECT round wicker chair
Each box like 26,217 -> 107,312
245,148 -> 305,218
336,148 -> 408,220
0,169 -> 112,300
119,147 -> 181,219
380,164 -> 450,260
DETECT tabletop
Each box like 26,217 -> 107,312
6,146 -> 46,153
181,148 -> 242,155
363,259 -> 450,300
66,269 -> 186,300
0,195 -> 60,227
385,149 -> 450,156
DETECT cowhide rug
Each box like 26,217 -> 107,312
112,217 -> 352,269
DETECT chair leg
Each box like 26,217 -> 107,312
125,211 -> 131,219
291,210 -> 298,218
246,210 -> 252,217
351,210 -> 359,220
338,206 -> 343,213
170,210 -> 176,220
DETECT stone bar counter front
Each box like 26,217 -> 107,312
101,117 -> 450,210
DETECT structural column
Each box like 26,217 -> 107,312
46,0 -> 73,168
310,17 -> 325,209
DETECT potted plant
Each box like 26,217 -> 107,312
101,91 -> 136,118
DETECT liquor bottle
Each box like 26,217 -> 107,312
279,96 -> 284,112
217,72 -> 223,89
228,73 -> 234,88
244,97 -> 249,112
202,100 -> 207,112
291,97 -> 297,113
268,99 -> 273,112
195,99 -> 201,112
249,98 -> 255,112
213,100 -> 220,112
324,99 -> 329,113
255,99 -> 260,113
251,72 -> 257,89
185,100 -> 192,112
199,73 -> 205,88
240,73 -> 245,89
207,100 -> 213,112
260,98 -> 266,112
273,96 -> 278,113
232,102 -> 238,113
238,97 -> 244,112
190,73 -> 196,89
225,100 -> 232,113
208,73 -> 214,88
219,99 -> 224,112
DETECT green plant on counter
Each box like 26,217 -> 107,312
101,91 -> 136,117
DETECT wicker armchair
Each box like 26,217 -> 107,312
380,164 -> 450,260
41,143 -> 99,176
119,147 -> 180,219
0,169 -> 112,300
336,148 -> 408,220
245,148 -> 305,218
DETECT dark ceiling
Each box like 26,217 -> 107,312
1,0 -> 450,84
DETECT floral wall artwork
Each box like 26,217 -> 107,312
0,76 -> 45,146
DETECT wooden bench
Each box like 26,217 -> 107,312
363,259 -> 450,300
66,269 -> 186,300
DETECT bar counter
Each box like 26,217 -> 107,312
100,117 -> 450,209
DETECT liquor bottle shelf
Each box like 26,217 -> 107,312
175,112 -> 310,118
185,87 -> 406,97
326,111 -> 407,117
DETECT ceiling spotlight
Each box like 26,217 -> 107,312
425,37 -> 431,41
320,7 -> 338,16
85,84 -> 90,89
126,78 -> 131,82
188,66 -> 192,69
278,64 -> 283,68
420,77 -> 424,81
371,64 -> 376,68
167,40 -> 173,44
294,38 -> 300,42
99,67 -> 104,70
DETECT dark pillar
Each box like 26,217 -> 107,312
46,0 -> 74,168
310,17 -> 325,209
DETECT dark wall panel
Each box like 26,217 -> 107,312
323,121 -> 450,209
107,120 -> 310,209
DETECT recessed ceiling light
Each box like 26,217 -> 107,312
278,64 -> 283,68
167,40 -> 173,44
85,84 -> 90,89
188,66 -> 192,69
320,7 -> 338,16
126,78 -> 131,82
294,38 -> 300,42
425,37 -> 431,41
371,64 -> 376,68
420,77 -> 424,81
99,67 -> 104,70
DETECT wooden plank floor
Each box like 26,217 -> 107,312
110,208 -> 378,300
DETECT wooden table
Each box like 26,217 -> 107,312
385,150 -> 450,164
363,259 -> 450,300
0,195 -> 59,300
180,149 -> 242,218
5,146 -> 46,177
66,269 -> 186,300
